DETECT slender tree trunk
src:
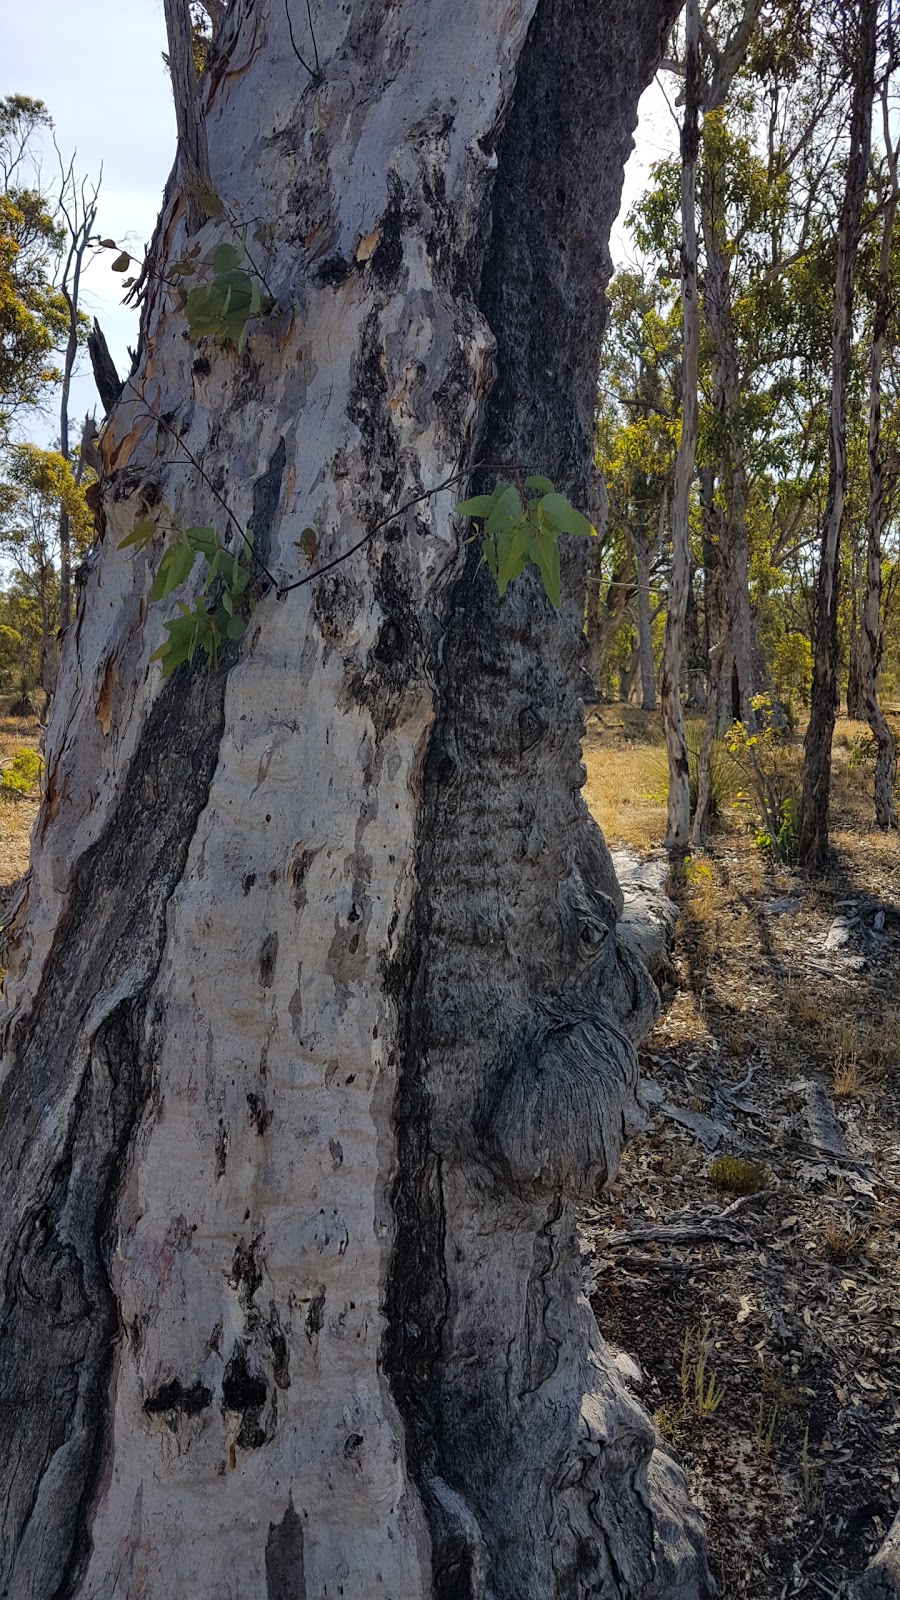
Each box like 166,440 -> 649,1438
697,0 -> 762,733
847,526 -> 866,718
860,86 -> 898,829
585,547 -> 635,694
691,470 -> 725,845
701,169 -> 754,728
634,521 -> 657,709
0,3 -> 712,1596
799,0 -> 877,868
662,0 -> 701,851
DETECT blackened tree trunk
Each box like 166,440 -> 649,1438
799,0 -> 878,868
0,2 -> 711,1596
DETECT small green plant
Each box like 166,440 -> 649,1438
9,670 -> 36,718
455,477 -> 595,607
1,747 -> 43,796
653,1401 -> 685,1445
681,1324 -> 725,1416
707,1155 -> 767,1195
726,693 -> 800,861
800,1420 -> 819,1509
119,517 -> 254,675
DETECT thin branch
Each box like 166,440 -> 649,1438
277,462 -> 523,595
284,0 -> 318,81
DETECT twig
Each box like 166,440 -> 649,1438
604,1219 -> 749,1248
285,0 -> 319,80
305,0 -> 320,75
276,462 -> 519,596
116,378 -> 278,588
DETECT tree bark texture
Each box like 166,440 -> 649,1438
799,0 -> 877,868
0,3 -> 711,1598
662,0 -> 701,852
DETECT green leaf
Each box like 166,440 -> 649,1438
149,540 -> 196,603
523,475 -> 555,494
528,530 -> 561,607
485,485 -> 523,535
496,521 -> 531,596
211,242 -> 242,274
538,492 -> 594,538
111,251 -> 131,272
225,615 -> 246,641
183,525 -> 218,557
481,536 -> 498,581
221,588 -> 234,614
454,495 -> 497,519
118,517 -> 157,551
188,181 -> 225,218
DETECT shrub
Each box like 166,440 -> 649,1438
707,1155 -> 767,1195
1,747 -> 43,797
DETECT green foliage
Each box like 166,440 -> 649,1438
0,96 -> 69,436
772,631 -> 813,708
1,745 -> 42,795
455,478 -> 595,608
120,516 -> 254,676
105,221 -> 270,351
726,694 -> 800,861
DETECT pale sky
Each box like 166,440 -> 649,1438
3,5 -> 673,442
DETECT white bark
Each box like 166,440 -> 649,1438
0,3 -> 711,1596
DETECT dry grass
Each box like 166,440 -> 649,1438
0,705 -> 42,902
822,1216 -> 871,1263
582,710 -> 667,850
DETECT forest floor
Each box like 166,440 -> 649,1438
583,704 -> 900,1600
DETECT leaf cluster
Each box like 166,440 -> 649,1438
455,478 -> 595,608
120,516 -> 253,676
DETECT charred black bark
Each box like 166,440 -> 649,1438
385,3 -> 706,1597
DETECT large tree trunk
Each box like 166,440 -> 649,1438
662,0 -> 701,851
799,0 -> 877,868
0,3 -> 711,1597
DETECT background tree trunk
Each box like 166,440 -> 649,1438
799,0 -> 877,868
0,2 -> 711,1597
860,84 -> 898,829
662,0 -> 701,851
634,520 -> 657,709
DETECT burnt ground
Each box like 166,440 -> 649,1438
582,714 -> 900,1598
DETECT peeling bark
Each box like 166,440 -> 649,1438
0,3 -> 711,1595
